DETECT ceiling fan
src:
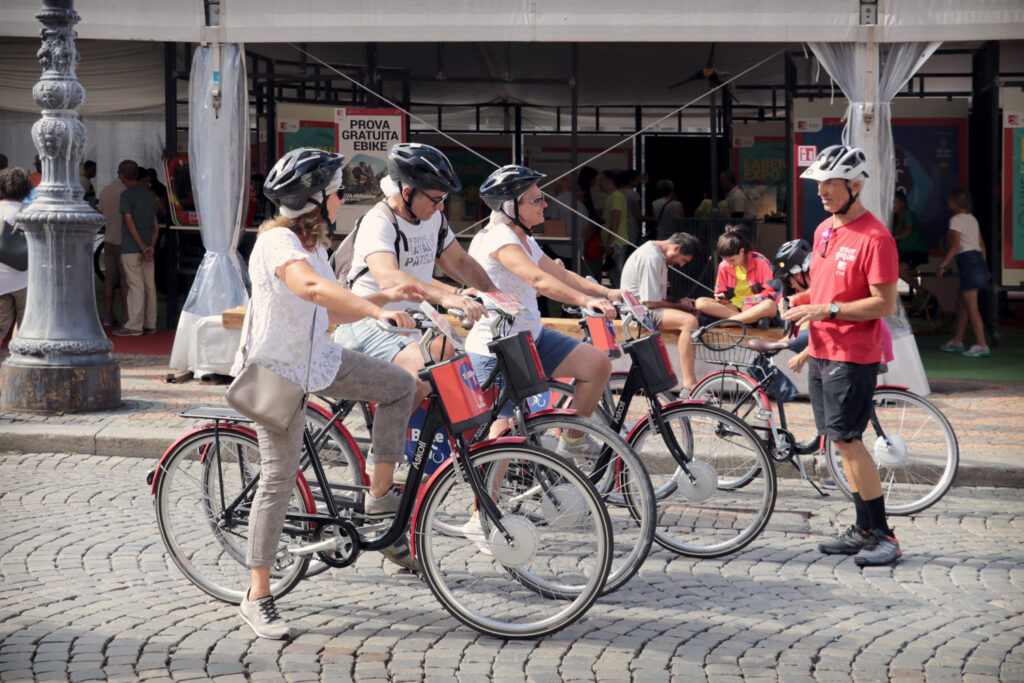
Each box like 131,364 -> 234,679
667,43 -> 739,103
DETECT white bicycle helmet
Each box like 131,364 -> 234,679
800,145 -> 869,182
800,145 -> 869,216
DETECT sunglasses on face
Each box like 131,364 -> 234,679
417,190 -> 447,207
334,188 -> 344,201
520,194 -> 547,207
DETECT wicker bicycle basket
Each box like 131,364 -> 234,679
693,325 -> 759,368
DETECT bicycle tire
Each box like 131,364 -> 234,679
154,427 -> 312,604
413,443 -> 612,639
626,403 -> 777,558
825,388 -> 959,515
547,375 -> 674,435
689,370 -> 770,489
302,404 -> 368,578
518,412 -> 656,594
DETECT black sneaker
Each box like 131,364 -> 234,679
818,525 -> 871,555
854,529 -> 902,567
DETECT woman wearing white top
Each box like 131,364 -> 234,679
465,165 -> 622,451
0,167 -> 31,342
232,149 -> 425,640
937,187 -> 989,357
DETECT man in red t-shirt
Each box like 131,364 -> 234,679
783,145 -> 902,567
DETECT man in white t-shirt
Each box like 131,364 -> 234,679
721,170 -> 752,219
620,232 -> 701,393
335,143 -> 497,409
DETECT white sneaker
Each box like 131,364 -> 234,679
239,592 -> 290,640
364,459 -> 410,486
461,510 -> 492,556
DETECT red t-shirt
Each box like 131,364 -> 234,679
808,210 -> 898,364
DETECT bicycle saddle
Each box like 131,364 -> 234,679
746,338 -> 790,355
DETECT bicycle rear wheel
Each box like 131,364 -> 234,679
153,428 -> 311,604
520,413 -> 656,594
627,403 -> 777,558
414,443 -> 612,639
826,388 -> 959,515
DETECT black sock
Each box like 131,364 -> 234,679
852,492 -> 869,531
863,495 -> 891,536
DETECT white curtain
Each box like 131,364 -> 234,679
807,41 -> 940,225
807,40 -> 940,397
169,43 -> 250,371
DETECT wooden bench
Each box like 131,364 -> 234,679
221,305 -> 785,345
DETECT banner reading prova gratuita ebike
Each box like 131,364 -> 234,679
334,108 -> 406,206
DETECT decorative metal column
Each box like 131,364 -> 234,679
0,0 -> 120,412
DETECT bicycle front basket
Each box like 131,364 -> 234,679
623,333 -> 677,395
427,354 -> 493,433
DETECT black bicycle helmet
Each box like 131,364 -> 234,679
774,239 -> 812,278
387,143 -> 462,194
479,165 -> 547,234
264,148 -> 345,218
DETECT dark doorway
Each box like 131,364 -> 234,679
643,134 -> 727,219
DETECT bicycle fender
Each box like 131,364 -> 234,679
149,423 -> 256,495
875,384 -> 910,391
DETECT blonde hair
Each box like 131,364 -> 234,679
257,209 -> 329,250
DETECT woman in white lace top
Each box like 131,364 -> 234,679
233,149 -> 425,640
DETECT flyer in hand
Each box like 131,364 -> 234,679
479,292 -> 532,320
419,302 -> 466,351
621,291 -> 655,331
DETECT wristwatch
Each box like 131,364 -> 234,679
828,302 -> 840,320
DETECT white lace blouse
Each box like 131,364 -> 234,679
230,227 -> 343,391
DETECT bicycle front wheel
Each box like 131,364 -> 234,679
520,413 -> 656,594
826,388 -> 959,515
414,443 -> 612,639
627,404 -> 777,558
154,428 -> 311,604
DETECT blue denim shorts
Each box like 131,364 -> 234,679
332,316 -> 418,362
469,327 -> 579,418
955,250 -> 988,292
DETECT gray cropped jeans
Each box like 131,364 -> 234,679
247,350 -> 416,568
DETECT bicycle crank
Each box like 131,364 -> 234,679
288,521 -> 361,568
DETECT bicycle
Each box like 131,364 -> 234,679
687,319 -> 959,515
150,310 -> 614,639
553,302 -> 778,558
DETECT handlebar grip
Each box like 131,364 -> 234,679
374,318 -> 419,334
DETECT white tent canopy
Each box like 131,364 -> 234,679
2,0 -> 1023,43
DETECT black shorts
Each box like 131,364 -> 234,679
807,356 -> 878,443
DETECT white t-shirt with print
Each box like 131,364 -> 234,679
231,227 -> 343,392
464,222 -> 544,356
949,213 -> 982,254
346,205 -> 455,311
620,240 -> 667,304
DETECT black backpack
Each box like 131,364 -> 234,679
330,200 -> 450,288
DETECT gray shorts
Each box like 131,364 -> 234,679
649,308 -> 664,330
333,316 -> 418,362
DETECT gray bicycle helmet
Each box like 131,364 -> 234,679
264,148 -> 345,219
480,165 -> 547,233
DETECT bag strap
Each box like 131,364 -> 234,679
346,200 -> 450,286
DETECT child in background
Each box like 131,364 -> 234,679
937,187 -> 989,357
695,224 -> 779,327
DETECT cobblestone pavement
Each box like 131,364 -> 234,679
1,452 -> 1022,682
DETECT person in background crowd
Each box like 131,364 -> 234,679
892,189 -> 926,298
0,168 -> 32,344
783,144 -> 902,568
28,156 -> 42,188
651,179 -> 685,240
577,166 -> 603,281
113,163 -> 160,336
597,170 -> 627,286
620,169 -> 643,252
143,167 -> 170,225
0,153 -> 8,170
80,160 -> 98,209
720,170 -> 752,219
937,187 -> 989,357
97,159 -> 133,326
